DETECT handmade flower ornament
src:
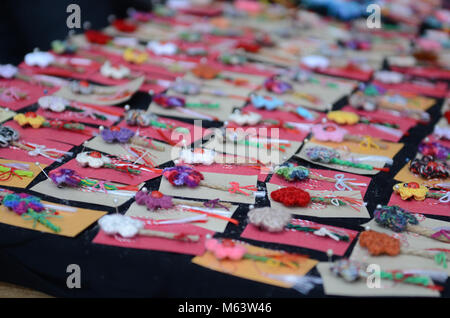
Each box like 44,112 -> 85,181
100,61 -> 131,80
147,41 -> 178,55
98,214 -> 200,242
171,80 -> 201,95
409,156 -> 449,179
250,94 -> 284,110
178,148 -> 216,165
38,96 -> 69,112
326,111 -> 360,125
359,230 -> 449,267
393,182 -> 429,201
85,30 -> 112,44
100,126 -> 135,143
301,55 -> 330,69
2,193 -> 61,232
49,168 -> 82,188
0,64 -> 18,79
24,51 -> 55,68
70,80 -> 94,95
205,238 -> 247,260
228,110 -> 262,126
263,77 -> 293,94
191,64 -> 221,79
76,151 -> 111,168
14,112 -> 46,129
247,207 -> 292,232
373,70 -> 404,84
123,48 -> 148,64
113,19 -> 137,33
312,123 -> 347,142
135,190 -> 174,211
418,142 -> 449,161
374,205 -> 450,243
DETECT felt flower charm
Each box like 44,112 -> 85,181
153,93 -> 185,108
271,186 -> 312,207
135,190 -> 174,211
263,77 -> 293,94
327,111 -> 360,125
393,182 -> 428,201
247,207 -> 292,232
14,112 -> 46,128
49,168 -> 82,188
147,41 -> 178,55
24,51 -> 55,68
98,214 -> 144,238
191,64 -> 221,79
76,151 -> 111,168
123,48 -> 148,64
100,61 -> 131,80
70,81 -> 94,95
373,71 -> 404,84
301,55 -> 330,69
250,94 -> 284,110
3,193 -> 45,216
100,126 -> 135,143
205,238 -> 247,260
0,64 -> 18,79
38,96 -> 69,112
228,110 -> 261,126
312,123 -> 347,142
275,163 -> 310,182
162,166 -> 204,187
85,30 -> 112,44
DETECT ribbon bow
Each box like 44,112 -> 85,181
228,182 -> 258,196
334,174 -> 367,191
313,227 -> 340,241
203,198 -> 229,210
27,143 -> 72,162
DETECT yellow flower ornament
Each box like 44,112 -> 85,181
14,112 -> 46,128
393,182 -> 428,201
327,111 -> 360,125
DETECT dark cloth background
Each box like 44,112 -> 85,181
0,1 -> 448,298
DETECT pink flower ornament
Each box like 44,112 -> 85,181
312,123 -> 347,143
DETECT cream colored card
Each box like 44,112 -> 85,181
255,76 -> 356,112
296,141 -> 384,175
159,172 -> 258,204
351,218 -> 450,276
103,24 -> 173,42
31,179 -> 136,207
266,183 -> 370,218
0,108 -> 16,123
148,90 -> 241,122
55,77 -> 144,106
84,135 -> 174,167
125,198 -> 238,233
0,200 -> 106,237
317,262 -> 440,297
203,137 -> 302,166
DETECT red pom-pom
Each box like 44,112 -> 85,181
85,30 -> 112,45
270,187 -> 311,207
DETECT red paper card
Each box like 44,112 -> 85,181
304,65 -> 373,82
388,193 -> 450,217
338,105 -> 417,142
0,79 -> 59,110
372,80 -> 448,98
0,136 -> 73,165
54,158 -> 162,185
241,218 -> 358,256
391,66 -> 450,81
190,162 -> 267,182
93,221 -> 213,255
4,120 -> 94,146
